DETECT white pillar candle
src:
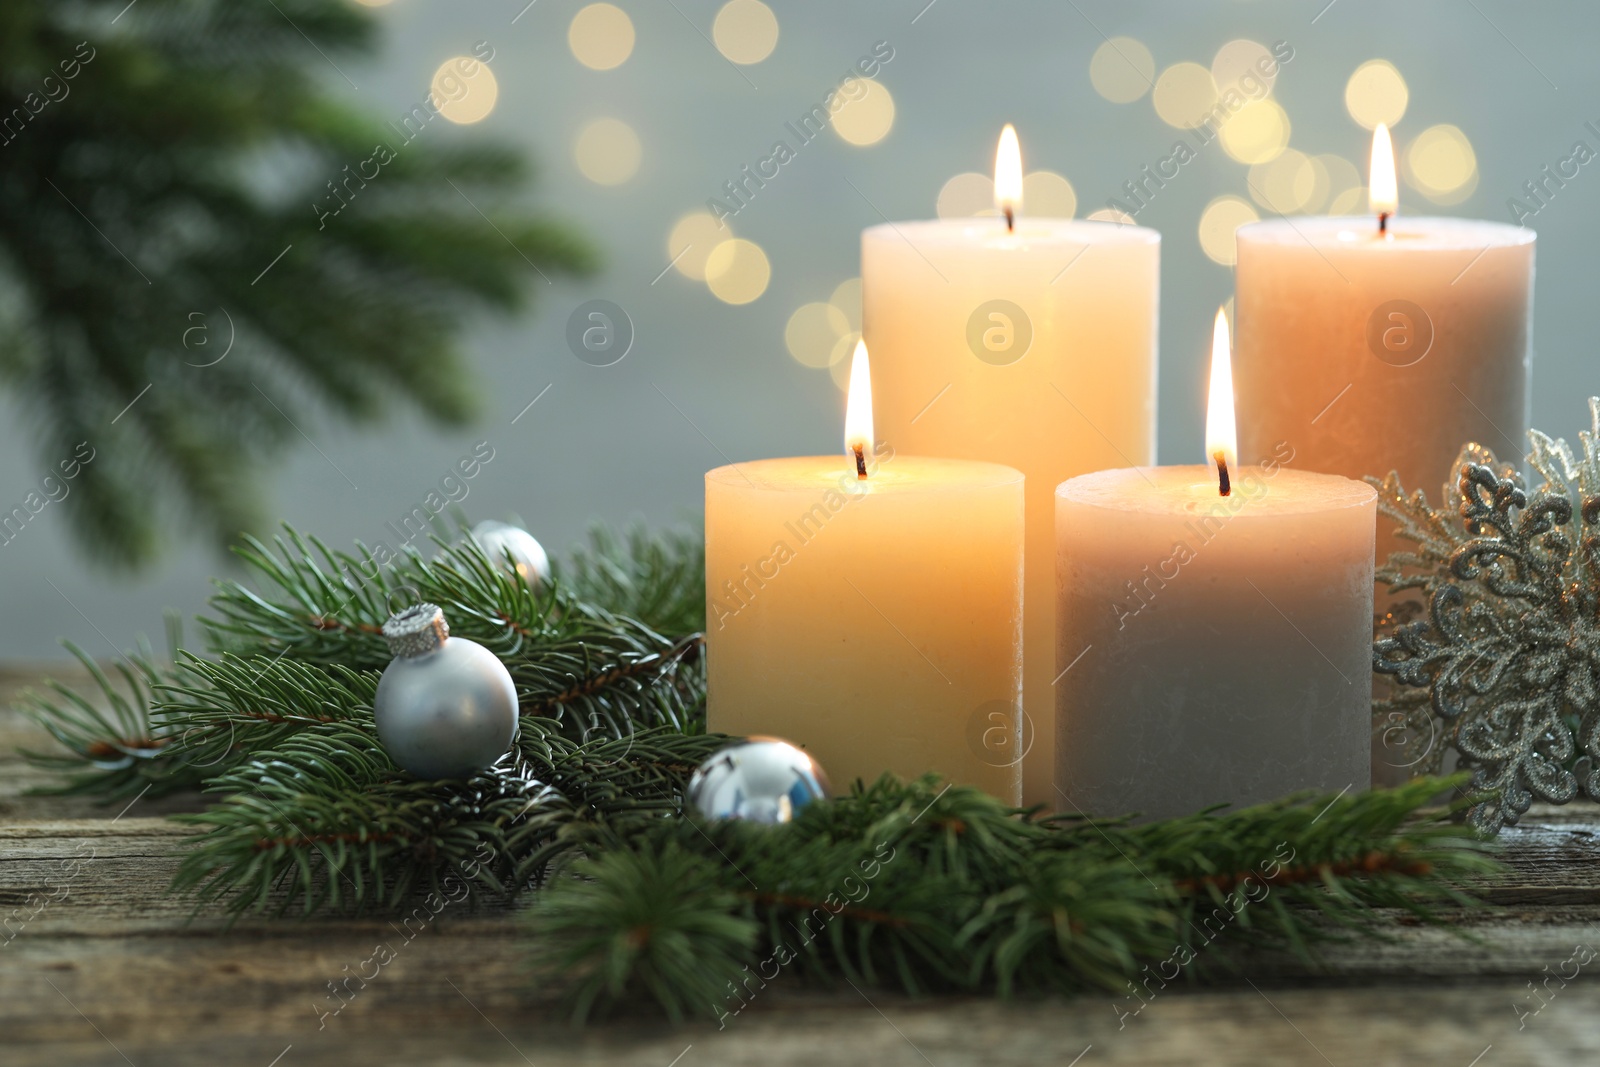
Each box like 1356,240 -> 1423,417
706,345 -> 1026,802
1055,312 -> 1375,821
1234,125 -> 1534,537
862,127 -> 1160,806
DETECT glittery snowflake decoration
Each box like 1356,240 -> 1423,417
1371,397 -> 1600,835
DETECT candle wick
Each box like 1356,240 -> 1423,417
1003,206 -> 1015,233
1378,211 -> 1390,235
853,444 -> 868,480
1213,451 -> 1231,497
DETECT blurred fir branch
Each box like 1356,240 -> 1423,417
0,0 -> 593,567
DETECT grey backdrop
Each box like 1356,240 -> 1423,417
2,0 -> 1594,660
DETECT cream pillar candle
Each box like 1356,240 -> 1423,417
1055,312 -> 1375,821
1234,125 -> 1534,538
862,128 -> 1159,806
706,345 -> 1026,803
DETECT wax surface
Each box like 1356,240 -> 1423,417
707,455 -> 1025,802
863,217 -> 1160,807
1055,465 -> 1375,822
1235,216 -> 1533,513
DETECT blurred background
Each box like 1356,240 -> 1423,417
0,0 -> 1592,659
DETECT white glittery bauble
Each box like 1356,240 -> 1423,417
469,520 -> 549,589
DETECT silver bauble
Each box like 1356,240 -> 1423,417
687,738 -> 830,824
470,520 -> 549,590
374,604 -> 519,779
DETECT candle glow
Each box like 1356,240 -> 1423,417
994,124 -> 1023,231
1369,122 -> 1398,228
844,339 -> 874,478
1205,307 -> 1237,496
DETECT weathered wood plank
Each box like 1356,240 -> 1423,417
4,962 -> 1600,1066
7,665 -> 1600,1063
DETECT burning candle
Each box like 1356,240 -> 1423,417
862,126 -> 1160,806
1054,312 -> 1376,821
1233,124 -> 1534,564
706,343 -> 1026,802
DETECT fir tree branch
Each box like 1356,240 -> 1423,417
203,527 -> 707,740
21,524 -> 711,798
17,643 -> 188,800
159,652 -> 731,916
555,523 -> 706,637
529,775 -> 1499,1021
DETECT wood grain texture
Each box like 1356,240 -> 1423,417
5,665 -> 1600,1064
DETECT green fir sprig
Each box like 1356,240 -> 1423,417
17,520 -> 1502,1022
529,774 -> 1497,1022
171,705 -> 728,917
22,522 -> 709,801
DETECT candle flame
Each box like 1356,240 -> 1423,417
1369,122 -> 1398,221
844,338 -> 874,474
994,124 -> 1022,229
1205,307 -> 1237,495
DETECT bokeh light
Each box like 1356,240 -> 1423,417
1344,60 -> 1408,130
1090,37 -> 1155,103
1198,195 -> 1259,265
713,0 -> 779,65
1087,207 -> 1137,225
569,3 -> 635,71
1153,62 -> 1219,129
1328,186 -> 1367,214
935,171 -> 1075,218
829,277 -> 862,332
1024,170 -> 1077,217
936,172 -> 992,218
1211,39 -> 1277,98
785,302 -> 849,368
1317,154 -> 1362,213
1219,99 -> 1289,164
667,211 -> 729,281
832,81 -> 895,146
1405,124 -> 1479,204
828,333 -> 861,390
705,238 -> 770,304
431,58 -> 499,125
1248,148 -> 1317,213
575,117 -> 642,185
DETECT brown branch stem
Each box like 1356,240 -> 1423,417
1172,850 -> 1432,895
524,633 -> 706,715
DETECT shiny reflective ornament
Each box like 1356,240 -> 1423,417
687,737 -> 830,824
470,520 -> 549,589
374,603 -> 519,779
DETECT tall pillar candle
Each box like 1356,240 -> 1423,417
706,346 -> 1026,802
862,129 -> 1159,806
1234,126 -> 1534,543
1235,127 -> 1534,785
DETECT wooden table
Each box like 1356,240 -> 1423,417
5,664 -> 1599,1066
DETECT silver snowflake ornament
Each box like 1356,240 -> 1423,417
1371,397 -> 1600,835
